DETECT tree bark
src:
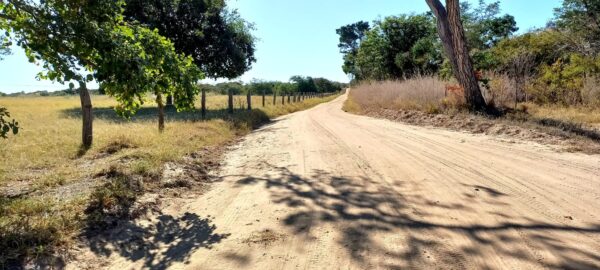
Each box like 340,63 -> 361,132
78,82 -> 93,148
426,0 -> 487,111
201,88 -> 206,119
287,93 -> 291,103
273,91 -> 277,106
247,91 -> 252,110
282,93 -> 285,105
228,89 -> 234,114
156,93 -> 165,132
262,90 -> 266,107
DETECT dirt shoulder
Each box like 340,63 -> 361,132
354,107 -> 600,154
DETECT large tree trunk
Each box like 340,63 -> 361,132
156,93 -> 165,132
201,88 -> 206,119
78,82 -> 93,148
426,0 -> 487,111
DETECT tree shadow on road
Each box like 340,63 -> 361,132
84,212 -> 229,270
233,163 -> 600,269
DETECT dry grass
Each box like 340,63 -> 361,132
345,77 -> 463,114
527,104 -> 600,128
344,77 -> 600,153
0,92 -> 337,266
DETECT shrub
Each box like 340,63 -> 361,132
582,76 -> 600,105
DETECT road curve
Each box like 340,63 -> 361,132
109,93 -> 600,270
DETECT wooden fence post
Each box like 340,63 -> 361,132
201,88 -> 206,119
247,91 -> 252,110
228,89 -> 234,114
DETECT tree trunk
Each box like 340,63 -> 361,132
282,94 -> 285,105
247,91 -> 252,110
228,89 -> 234,114
78,82 -> 93,149
273,92 -> 277,106
156,93 -> 165,132
426,0 -> 487,111
262,90 -> 266,107
201,88 -> 206,119
287,93 -> 291,103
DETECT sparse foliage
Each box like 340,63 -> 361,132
0,107 -> 18,138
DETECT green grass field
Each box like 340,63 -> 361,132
0,92 -> 337,265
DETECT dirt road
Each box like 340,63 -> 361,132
97,93 -> 600,269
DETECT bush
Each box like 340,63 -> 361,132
582,76 -> 600,105
526,54 -> 599,105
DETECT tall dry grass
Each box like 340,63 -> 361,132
347,77 -> 463,113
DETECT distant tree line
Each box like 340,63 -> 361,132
199,76 -> 346,95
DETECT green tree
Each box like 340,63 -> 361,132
215,82 -> 244,95
351,14 -> 442,80
0,15 -> 10,59
0,18 -> 15,139
313,78 -> 342,93
290,76 -> 317,93
554,0 -> 600,54
336,21 -> 370,80
1,0 -> 204,147
354,26 -> 390,80
462,0 -> 518,50
124,0 -> 256,79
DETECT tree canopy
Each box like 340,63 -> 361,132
554,0 -> 600,55
337,1 -> 518,82
336,21 -> 370,79
123,0 -> 256,79
1,0 -> 205,145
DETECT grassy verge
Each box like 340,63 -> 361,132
345,79 -> 600,153
0,93 -> 338,267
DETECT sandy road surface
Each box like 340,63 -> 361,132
98,94 -> 600,269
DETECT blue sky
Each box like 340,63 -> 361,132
0,0 -> 562,93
